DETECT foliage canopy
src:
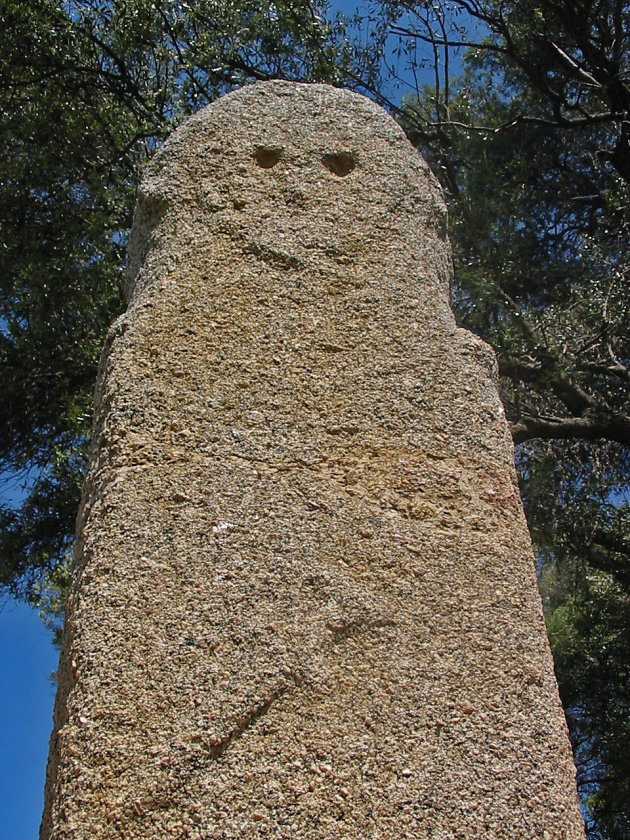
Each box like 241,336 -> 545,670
380,2 -> 630,834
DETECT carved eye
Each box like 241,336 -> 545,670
254,146 -> 283,168
322,151 -> 356,176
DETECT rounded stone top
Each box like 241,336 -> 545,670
148,80 -> 439,191
128,81 -> 450,301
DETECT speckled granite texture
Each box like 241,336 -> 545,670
41,81 -> 584,839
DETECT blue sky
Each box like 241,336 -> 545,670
0,599 -> 58,839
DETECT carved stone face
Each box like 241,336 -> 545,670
128,81 -> 450,304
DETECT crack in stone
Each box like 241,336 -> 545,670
326,616 -> 396,642
243,241 -> 303,271
209,673 -> 299,758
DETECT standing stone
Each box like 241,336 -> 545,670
41,81 -> 584,839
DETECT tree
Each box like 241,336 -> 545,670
371,1 -> 629,835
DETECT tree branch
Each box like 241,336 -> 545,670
499,358 -> 596,415
577,361 -> 630,383
511,409 -> 630,445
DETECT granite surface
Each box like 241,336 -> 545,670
41,81 -> 585,839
